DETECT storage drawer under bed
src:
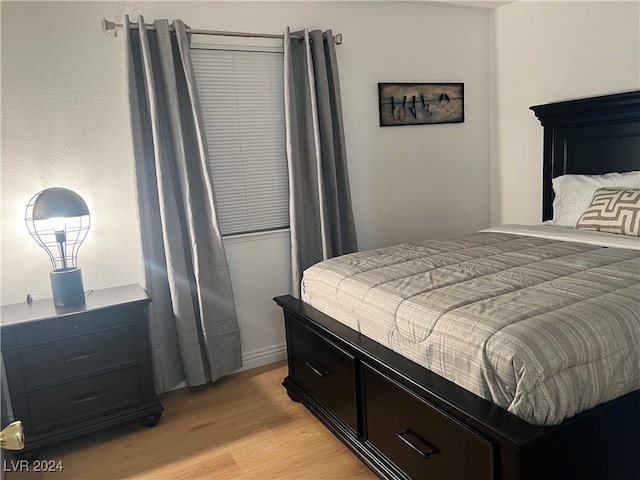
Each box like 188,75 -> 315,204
364,363 -> 494,480
287,317 -> 358,432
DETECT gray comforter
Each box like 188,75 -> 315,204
301,232 -> 640,426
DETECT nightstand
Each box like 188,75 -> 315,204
0,284 -> 163,457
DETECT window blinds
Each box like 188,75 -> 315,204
191,46 -> 289,236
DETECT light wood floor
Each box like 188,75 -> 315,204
4,361 -> 376,480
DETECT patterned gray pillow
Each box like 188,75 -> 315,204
575,187 -> 640,236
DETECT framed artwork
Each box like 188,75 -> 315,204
378,83 -> 464,127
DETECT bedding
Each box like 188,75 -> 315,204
575,187 -> 640,236
550,171 -> 640,227
488,223 -> 640,249
301,227 -> 640,426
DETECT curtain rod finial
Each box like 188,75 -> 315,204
333,33 -> 342,45
102,18 -> 117,35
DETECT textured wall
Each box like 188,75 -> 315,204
490,0 -> 640,225
1,1 -> 490,373
1,0 -> 491,296
1,1 -> 144,303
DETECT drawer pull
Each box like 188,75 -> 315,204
305,361 -> 329,377
67,390 -> 107,405
396,430 -> 439,460
62,351 -> 100,364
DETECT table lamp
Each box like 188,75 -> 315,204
25,188 -> 90,307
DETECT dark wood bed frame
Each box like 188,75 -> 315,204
274,91 -> 640,480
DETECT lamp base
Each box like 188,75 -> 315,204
50,268 -> 85,307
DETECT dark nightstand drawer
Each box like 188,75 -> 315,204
26,367 -> 142,433
19,326 -> 137,390
1,332 -> 17,348
289,319 -> 357,432
364,364 -> 494,480
15,308 -> 137,345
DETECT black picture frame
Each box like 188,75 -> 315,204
378,83 -> 464,127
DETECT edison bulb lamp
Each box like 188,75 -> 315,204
25,188 -> 90,307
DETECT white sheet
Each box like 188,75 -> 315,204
483,223 -> 640,250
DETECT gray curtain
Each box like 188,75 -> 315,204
125,16 -> 242,393
0,356 -> 13,426
284,28 -> 358,298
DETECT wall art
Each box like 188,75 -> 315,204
378,83 -> 464,127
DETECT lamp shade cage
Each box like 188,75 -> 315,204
25,188 -> 91,307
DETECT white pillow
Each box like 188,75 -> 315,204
551,171 -> 640,227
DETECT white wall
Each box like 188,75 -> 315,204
490,0 -> 640,225
1,0 -> 145,303
1,1 -> 490,374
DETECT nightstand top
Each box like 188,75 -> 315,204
1,283 -> 150,328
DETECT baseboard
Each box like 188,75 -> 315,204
236,342 -> 287,372
167,342 -> 288,392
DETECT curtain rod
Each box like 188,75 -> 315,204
101,18 -> 342,45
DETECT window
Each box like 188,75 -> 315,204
191,43 -> 288,236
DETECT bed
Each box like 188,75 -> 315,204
274,91 -> 640,480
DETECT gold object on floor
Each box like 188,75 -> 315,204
0,421 -> 24,450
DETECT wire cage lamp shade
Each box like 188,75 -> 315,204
25,188 -> 91,306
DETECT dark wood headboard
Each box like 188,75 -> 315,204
530,91 -> 640,221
